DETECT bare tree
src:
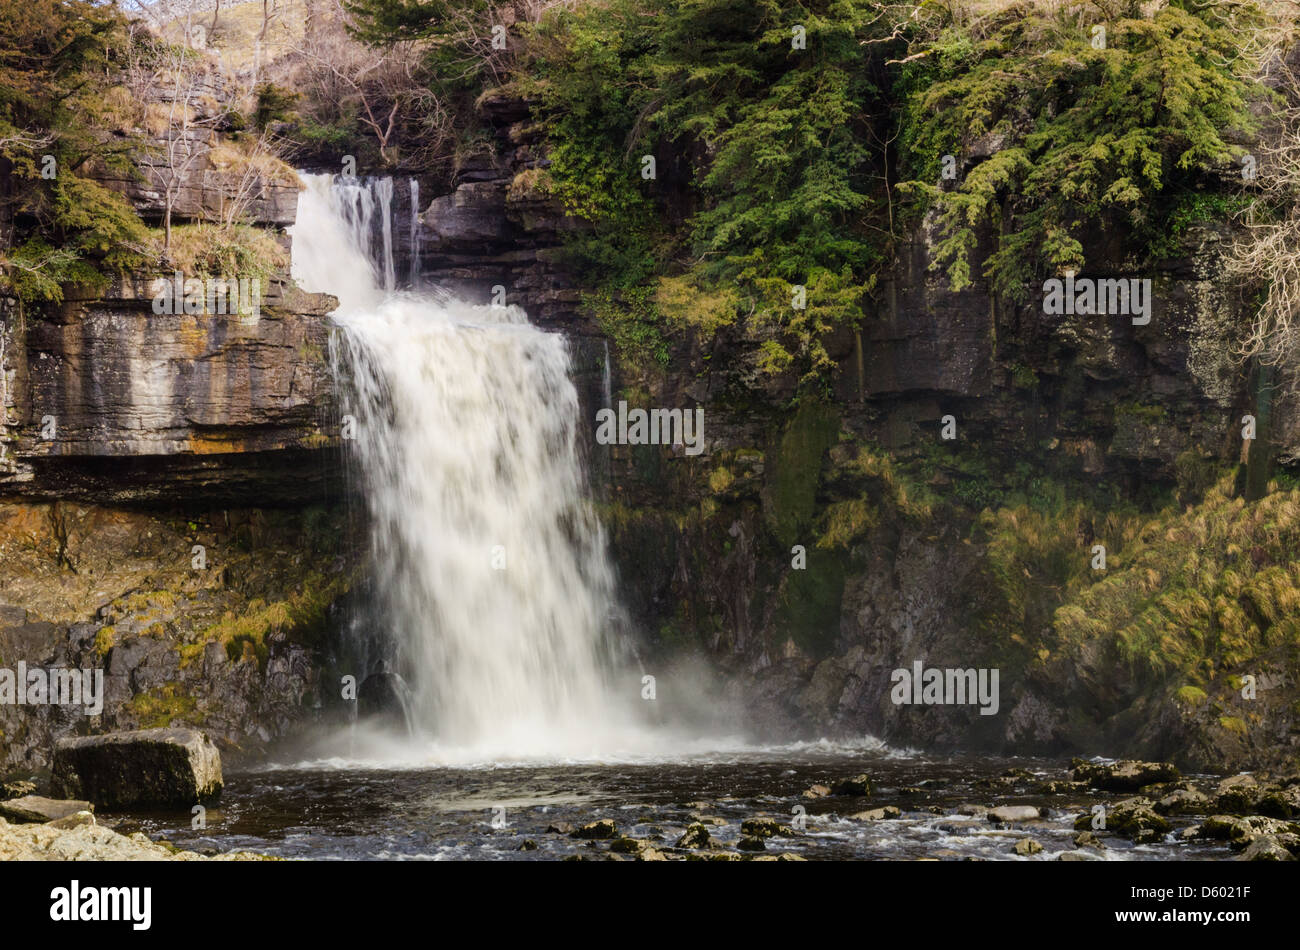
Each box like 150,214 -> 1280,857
218,128 -> 291,230
134,38 -> 230,254
287,3 -> 454,168
1229,56 -> 1300,386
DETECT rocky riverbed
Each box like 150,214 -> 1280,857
77,749 -> 1299,862
0,811 -> 268,861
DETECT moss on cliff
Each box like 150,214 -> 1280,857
1053,476 -> 1300,686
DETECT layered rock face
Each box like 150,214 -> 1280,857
0,282 -> 341,505
0,73 -> 353,774
0,500 -> 353,773
421,93 -> 1297,771
412,91 -> 589,332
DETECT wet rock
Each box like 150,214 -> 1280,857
956,804 -> 989,817
517,840 -> 538,851
1194,815 -> 1300,849
1254,784 -> 1300,819
1037,780 -> 1087,794
571,819 -> 617,840
0,796 -> 93,824
1213,774 -> 1259,814
1155,786 -> 1210,816
609,837 -> 648,854
545,822 -> 574,835
52,728 -> 222,809
936,818 -> 986,834
1013,838 -> 1043,856
1073,831 -> 1105,849
1058,850 -> 1101,861
850,806 -> 901,821
688,814 -> 727,826
1104,798 -> 1172,843
674,822 -> 711,849
737,835 -> 767,852
0,815 -> 265,860
801,784 -> 831,799
1238,835 -> 1295,861
1070,759 -> 1180,792
741,817 -> 796,837
987,805 -> 1043,823
830,774 -> 872,796
637,847 -> 669,861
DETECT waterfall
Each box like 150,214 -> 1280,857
375,177 -> 396,293
601,339 -> 612,410
290,173 -> 645,762
408,178 -> 421,288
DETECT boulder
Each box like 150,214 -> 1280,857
1013,838 -> 1043,856
1105,798 -> 1173,843
1070,759 -> 1180,791
850,806 -> 902,821
570,819 -> 617,840
741,817 -> 797,837
0,796 -> 93,824
1238,835 -> 1295,861
987,805 -> 1043,823
1155,786 -> 1210,816
52,728 -> 223,809
1213,774 -> 1260,814
1194,814 -> 1300,849
674,822 -> 711,849
830,774 -> 872,796
1073,831 -> 1105,850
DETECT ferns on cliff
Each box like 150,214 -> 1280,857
896,0 -> 1267,300
522,0 -> 896,392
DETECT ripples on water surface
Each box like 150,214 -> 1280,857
118,740 -> 1225,861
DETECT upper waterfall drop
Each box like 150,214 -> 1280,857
290,172 -> 649,763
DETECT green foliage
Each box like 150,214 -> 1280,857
1054,476 -> 1300,686
254,82 -> 300,130
586,285 -> 670,370
0,0 -> 148,301
524,0 -> 894,391
897,1 -> 1266,300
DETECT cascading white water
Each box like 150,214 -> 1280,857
408,179 -> 421,288
291,173 -> 647,762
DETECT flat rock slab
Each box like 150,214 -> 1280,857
0,796 -> 93,824
988,805 -> 1044,823
52,728 -> 222,809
